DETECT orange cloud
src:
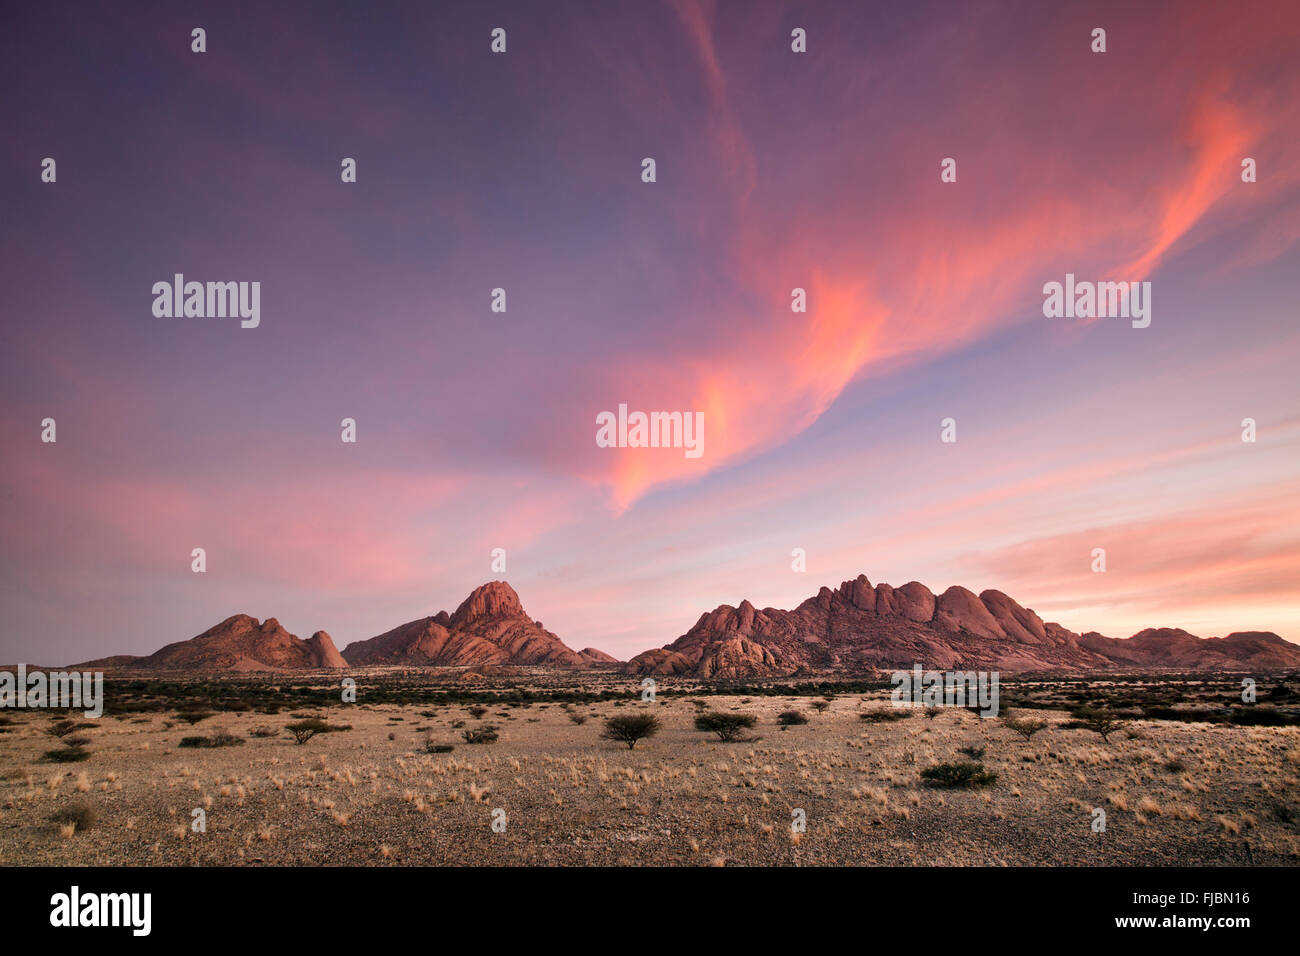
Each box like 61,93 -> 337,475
587,3 -> 1300,510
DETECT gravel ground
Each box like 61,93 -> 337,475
2,693 -> 1297,866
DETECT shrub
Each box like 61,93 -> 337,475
462,726 -> 500,745
567,712 -> 589,725
777,710 -> 808,726
859,709 -> 911,723
50,802 -> 98,832
601,714 -> 661,749
425,742 -> 455,754
957,744 -> 986,760
249,726 -> 278,738
920,761 -> 997,789
47,719 -> 95,738
43,749 -> 90,763
467,706 -> 488,719
176,711 -> 215,725
179,733 -> 245,748
694,712 -> 757,742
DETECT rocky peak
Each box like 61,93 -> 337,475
450,581 -> 524,627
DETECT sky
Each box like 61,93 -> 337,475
2,0 -> 1298,665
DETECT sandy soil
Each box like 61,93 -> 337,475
2,693 -> 1298,866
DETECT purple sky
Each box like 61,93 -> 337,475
3,0 -> 1299,665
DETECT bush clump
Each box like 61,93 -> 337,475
920,761 -> 998,789
859,709 -> 911,723
43,749 -> 91,763
462,726 -> 500,745
179,732 -> 245,748
50,802 -> 98,832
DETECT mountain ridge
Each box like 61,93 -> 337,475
65,575 -> 1295,675
625,573 -> 1300,677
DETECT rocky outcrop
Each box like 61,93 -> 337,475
79,615 -> 349,671
626,573 -> 1300,678
342,581 -> 588,667
305,631 -> 348,668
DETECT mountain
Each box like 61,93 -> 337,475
625,574 -> 1300,678
578,647 -> 621,665
1076,629 -> 1300,670
78,615 -> 347,671
341,581 -> 602,668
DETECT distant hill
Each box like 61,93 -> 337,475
77,616 -> 346,671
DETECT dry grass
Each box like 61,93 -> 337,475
0,686 -> 1295,866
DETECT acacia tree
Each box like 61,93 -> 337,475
694,711 -> 757,742
601,714 -> 661,750
1003,716 -> 1048,742
286,718 -> 329,745
1075,707 -> 1129,743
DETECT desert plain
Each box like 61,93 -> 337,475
2,671 -> 1297,867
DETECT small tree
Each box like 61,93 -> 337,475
777,710 -> 808,727
1075,707 -> 1128,743
1004,716 -> 1048,742
601,714 -> 661,750
923,706 -> 942,720
810,701 -> 830,715
694,711 -> 757,742
286,718 -> 330,745
568,712 -> 589,725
